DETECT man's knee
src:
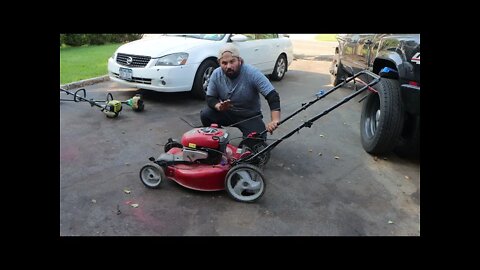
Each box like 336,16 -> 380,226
200,108 -> 213,126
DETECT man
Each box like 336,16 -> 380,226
200,43 -> 281,140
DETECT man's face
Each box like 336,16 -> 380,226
219,53 -> 242,79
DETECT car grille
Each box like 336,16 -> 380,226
112,73 -> 152,84
116,53 -> 151,67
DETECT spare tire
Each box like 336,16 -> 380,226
360,78 -> 404,154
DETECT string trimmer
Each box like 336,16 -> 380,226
60,88 -> 144,118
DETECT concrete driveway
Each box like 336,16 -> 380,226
60,40 -> 420,236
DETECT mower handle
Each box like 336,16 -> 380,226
237,70 -> 381,165
258,70 -> 380,137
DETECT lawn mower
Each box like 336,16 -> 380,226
140,70 -> 381,202
60,87 -> 144,118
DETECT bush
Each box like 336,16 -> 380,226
108,34 -> 143,43
126,34 -> 143,41
63,34 -> 88,46
60,34 -> 144,47
87,34 -> 108,45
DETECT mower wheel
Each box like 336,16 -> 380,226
239,139 -> 270,166
225,164 -> 266,203
140,163 -> 165,189
164,139 -> 183,153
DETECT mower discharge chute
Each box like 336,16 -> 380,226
140,70 -> 381,203
60,88 -> 144,118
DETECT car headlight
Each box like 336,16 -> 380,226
155,53 -> 189,66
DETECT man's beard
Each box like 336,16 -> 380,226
225,66 -> 241,79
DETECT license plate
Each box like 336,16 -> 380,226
119,68 -> 132,81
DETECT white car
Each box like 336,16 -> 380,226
107,34 -> 293,99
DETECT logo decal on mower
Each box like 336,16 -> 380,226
411,52 -> 420,64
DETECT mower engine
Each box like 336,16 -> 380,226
180,124 -> 228,164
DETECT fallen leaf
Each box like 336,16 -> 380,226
404,176 -> 410,180
124,189 -> 131,194
91,199 -> 96,204
388,220 -> 394,224
131,204 -> 139,208
318,152 -> 322,156
334,156 -> 340,159
319,134 -> 324,138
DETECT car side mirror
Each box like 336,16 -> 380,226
230,34 -> 249,42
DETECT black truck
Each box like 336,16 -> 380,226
330,34 -> 420,157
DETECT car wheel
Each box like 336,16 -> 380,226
270,54 -> 287,81
192,59 -> 218,100
330,51 -> 346,86
360,78 -> 404,155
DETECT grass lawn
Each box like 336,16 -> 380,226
60,43 -> 122,85
314,34 -> 338,42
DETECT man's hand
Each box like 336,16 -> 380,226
266,110 -> 281,134
266,120 -> 279,134
215,99 -> 232,111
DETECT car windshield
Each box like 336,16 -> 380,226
165,34 -> 225,41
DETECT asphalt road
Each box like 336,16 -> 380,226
60,40 -> 420,236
